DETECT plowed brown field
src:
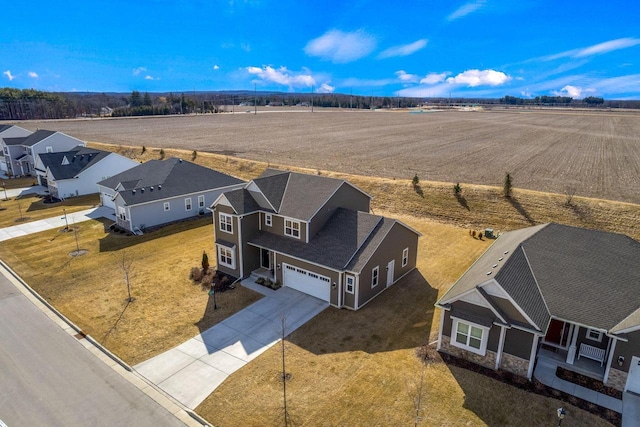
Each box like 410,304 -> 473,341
14,108 -> 640,203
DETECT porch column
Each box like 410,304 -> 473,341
566,324 -> 579,364
436,309 -> 445,351
272,252 -> 277,281
527,335 -> 540,379
603,337 -> 617,384
495,325 -> 507,370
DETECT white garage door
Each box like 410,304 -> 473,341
101,192 -> 116,209
626,356 -> 640,394
283,263 -> 331,302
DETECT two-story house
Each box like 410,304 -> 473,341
211,169 -> 421,309
2,129 -> 85,179
0,125 -> 32,175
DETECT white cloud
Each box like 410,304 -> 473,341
145,75 -> 157,80
28,71 -> 38,78
305,29 -> 376,63
316,83 -> 335,93
544,38 -> 640,61
553,85 -> 596,98
378,39 -> 428,59
133,67 -> 146,76
447,0 -> 486,21
213,65 -> 220,70
395,70 -> 419,83
246,65 -> 315,88
3,70 -> 15,81
446,69 -> 511,86
420,72 -> 450,85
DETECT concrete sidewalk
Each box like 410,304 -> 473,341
0,206 -> 114,241
135,279 -> 328,409
2,185 -> 47,198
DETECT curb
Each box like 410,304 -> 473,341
0,260 -> 212,427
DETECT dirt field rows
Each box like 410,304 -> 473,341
13,108 -> 640,203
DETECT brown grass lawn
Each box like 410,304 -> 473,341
196,216 -> 611,426
1,176 -> 37,189
0,217 -> 262,365
0,193 -> 99,228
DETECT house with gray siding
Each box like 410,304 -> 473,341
0,125 -> 32,174
2,129 -> 85,178
98,158 -> 245,234
435,223 -> 640,395
212,169 -> 421,310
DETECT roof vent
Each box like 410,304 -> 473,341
498,257 -> 503,261
150,186 -> 154,191
179,159 -> 182,163
504,251 -> 509,255
486,271 -> 492,275
492,264 -> 498,268
158,184 -> 162,189
141,188 -> 145,193
132,189 -> 136,194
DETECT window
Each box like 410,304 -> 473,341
198,195 -> 205,208
586,328 -> 603,342
219,213 -> 233,233
451,319 -> 488,356
402,247 -> 409,267
185,198 -> 192,211
163,202 -> 170,211
284,219 -> 300,238
118,206 -> 126,221
345,275 -> 355,294
46,146 -> 53,153
217,246 -> 235,269
265,213 -> 272,227
371,266 -> 379,288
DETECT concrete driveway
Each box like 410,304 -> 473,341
0,206 -> 113,241
135,280 -> 328,409
623,392 -> 640,427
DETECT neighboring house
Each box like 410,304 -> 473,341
2,129 -> 85,178
35,146 -> 139,200
435,223 -> 640,393
211,169 -> 421,309
0,125 -> 33,174
97,158 -> 245,234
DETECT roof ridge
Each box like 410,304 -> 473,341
341,213 -> 385,269
519,245 -> 549,331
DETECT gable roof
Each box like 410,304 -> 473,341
99,158 -> 245,205
438,223 -> 640,334
39,146 -> 111,180
2,136 -> 28,146
17,129 -> 57,146
240,168 -> 371,221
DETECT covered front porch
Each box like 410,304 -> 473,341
538,318 -> 613,381
250,248 -> 276,281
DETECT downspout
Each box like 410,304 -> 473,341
436,309 -> 445,351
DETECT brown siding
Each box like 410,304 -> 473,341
443,310 -> 453,337
213,206 -> 241,277
576,327 -> 609,350
487,325 -> 501,352
267,214 -> 308,243
274,254 -> 340,306
613,330 -> 640,373
503,328 -> 534,359
357,222 -> 419,308
240,212 -> 261,276
309,183 -> 370,238
342,273 -> 356,309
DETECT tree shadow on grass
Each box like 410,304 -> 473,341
507,197 -> 536,225
455,194 -> 470,211
414,184 -> 424,198
289,269 -> 438,355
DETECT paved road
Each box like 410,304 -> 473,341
135,279 -> 328,409
0,271 -> 187,426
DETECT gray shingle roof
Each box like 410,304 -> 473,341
439,223 -> 640,334
253,169 -> 365,221
224,189 -> 264,215
249,208 -> 383,271
99,158 -> 245,205
0,125 -> 13,133
2,137 -> 27,146
18,129 -> 57,146
39,146 -> 111,180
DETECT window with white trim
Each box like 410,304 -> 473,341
198,195 -> 205,208
371,266 -> 379,288
185,198 -> 192,211
451,318 -> 489,356
217,246 -> 235,269
219,213 -> 233,233
46,146 -> 53,153
284,219 -> 300,238
402,247 -> 409,267
118,206 -> 126,221
586,328 -> 603,342
265,213 -> 272,227
345,275 -> 355,294
163,202 -> 170,211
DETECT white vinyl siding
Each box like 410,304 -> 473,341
284,219 -> 300,238
219,213 -> 233,233
118,206 -> 126,221
451,318 -> 489,356
371,266 -> 379,288
185,198 -> 192,211
402,247 -> 409,267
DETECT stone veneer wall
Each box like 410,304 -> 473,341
499,352 -> 530,377
606,368 -> 627,392
441,336 -> 497,370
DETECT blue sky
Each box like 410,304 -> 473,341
2,0 -> 640,99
